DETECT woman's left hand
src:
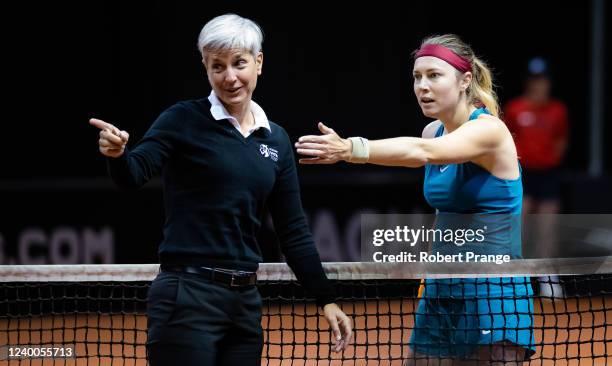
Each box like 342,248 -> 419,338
295,122 -> 352,164
322,303 -> 353,352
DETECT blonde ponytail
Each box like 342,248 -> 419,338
470,57 -> 499,117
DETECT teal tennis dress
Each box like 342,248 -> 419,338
409,108 -> 535,359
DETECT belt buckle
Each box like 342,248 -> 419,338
230,274 -> 240,287
229,272 -> 255,287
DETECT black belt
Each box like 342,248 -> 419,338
160,264 -> 257,287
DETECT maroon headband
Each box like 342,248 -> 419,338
415,44 -> 472,73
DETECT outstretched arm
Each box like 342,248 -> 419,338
296,118 -> 507,168
88,103 -> 186,190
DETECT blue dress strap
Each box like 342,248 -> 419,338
435,123 -> 445,137
468,107 -> 491,121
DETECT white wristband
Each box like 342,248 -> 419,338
347,137 -> 369,164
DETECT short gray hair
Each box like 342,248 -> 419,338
197,14 -> 263,59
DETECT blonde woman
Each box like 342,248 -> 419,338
296,34 -> 534,365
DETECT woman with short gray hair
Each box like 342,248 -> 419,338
90,13 -> 352,366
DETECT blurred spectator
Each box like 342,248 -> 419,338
504,57 -> 569,297
505,57 -> 569,216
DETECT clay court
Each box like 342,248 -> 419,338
2,296 -> 610,366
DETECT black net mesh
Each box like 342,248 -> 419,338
0,262 -> 610,365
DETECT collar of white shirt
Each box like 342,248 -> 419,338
208,91 -> 272,138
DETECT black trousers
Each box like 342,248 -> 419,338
146,271 -> 263,366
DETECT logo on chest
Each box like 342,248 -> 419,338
259,144 -> 279,162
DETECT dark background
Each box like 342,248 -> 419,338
1,1 -> 610,264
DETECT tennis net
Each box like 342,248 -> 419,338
1,258 -> 610,365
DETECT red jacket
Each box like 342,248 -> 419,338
504,97 -> 568,169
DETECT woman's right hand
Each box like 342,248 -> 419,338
295,122 -> 352,164
89,118 -> 130,158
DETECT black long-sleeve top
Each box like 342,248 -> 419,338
107,98 -> 335,306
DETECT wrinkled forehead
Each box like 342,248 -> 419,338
413,56 -> 455,73
204,48 -> 254,63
